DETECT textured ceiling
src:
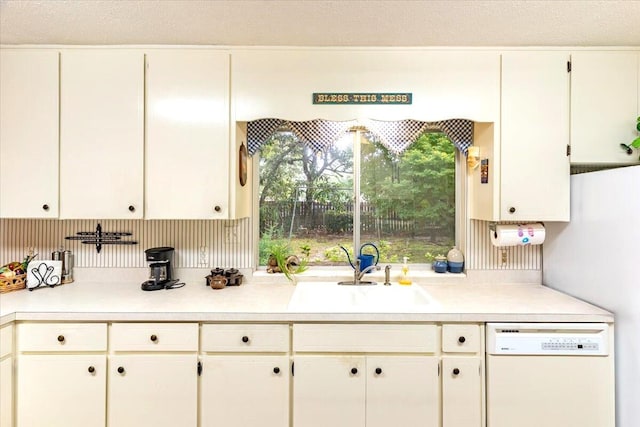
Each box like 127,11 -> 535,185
1,0 -> 639,47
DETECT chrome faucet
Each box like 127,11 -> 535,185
353,259 -> 380,285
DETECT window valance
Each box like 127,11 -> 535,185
247,118 -> 473,156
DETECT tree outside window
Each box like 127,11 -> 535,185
258,128 -> 456,267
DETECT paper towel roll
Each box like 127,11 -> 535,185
491,223 -> 546,247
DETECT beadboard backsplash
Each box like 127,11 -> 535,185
0,218 -> 540,271
0,219 -> 253,269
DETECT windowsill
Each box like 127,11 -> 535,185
251,265 -> 467,285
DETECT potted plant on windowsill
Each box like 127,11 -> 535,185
266,241 -> 308,283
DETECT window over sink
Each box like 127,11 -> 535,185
253,120 -> 465,267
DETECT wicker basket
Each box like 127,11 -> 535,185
0,272 -> 27,293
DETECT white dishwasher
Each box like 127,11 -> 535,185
486,323 -> 615,427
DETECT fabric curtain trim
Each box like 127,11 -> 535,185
247,118 -> 473,156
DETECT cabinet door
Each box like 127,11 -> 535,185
146,50 -> 230,219
60,50 -> 144,218
501,51 -> 570,221
0,358 -> 12,427
200,355 -> 289,427
442,357 -> 482,427
571,51 -> 639,164
0,49 -> 59,218
16,355 -> 106,427
108,354 -> 197,427
366,356 -> 439,427
293,355 -> 365,427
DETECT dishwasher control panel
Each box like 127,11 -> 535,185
486,323 -> 609,356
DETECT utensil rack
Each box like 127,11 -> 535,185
65,223 -> 138,253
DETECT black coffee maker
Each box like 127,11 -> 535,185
142,247 -> 176,291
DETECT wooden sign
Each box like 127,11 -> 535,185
313,93 -> 412,105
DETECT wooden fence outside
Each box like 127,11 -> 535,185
260,201 -> 448,239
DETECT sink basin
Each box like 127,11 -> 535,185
287,282 -> 437,313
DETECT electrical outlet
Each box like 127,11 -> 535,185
501,249 -> 508,264
225,224 -> 238,245
198,246 -> 208,266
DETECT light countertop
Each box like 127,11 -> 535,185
0,269 -> 613,325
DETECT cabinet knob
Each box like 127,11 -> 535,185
42,204 -> 50,211
241,335 -> 249,343
375,367 -> 382,375
509,207 -> 516,214
453,368 -> 460,376
57,335 -> 65,343
150,334 -> 158,342
88,366 -> 95,373
117,366 -> 125,374
128,205 -> 136,212
458,336 -> 466,343
214,205 -> 222,213
351,367 -> 358,375
273,367 -> 280,374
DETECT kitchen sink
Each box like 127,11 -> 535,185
287,281 -> 437,313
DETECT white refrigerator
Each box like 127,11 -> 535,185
543,165 -> 640,427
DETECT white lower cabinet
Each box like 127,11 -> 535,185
293,355 -> 366,427
15,322 -> 108,427
11,320 -> 487,427
1,323 -> 14,427
293,355 -> 439,427
0,358 -> 12,427
366,356 -> 440,427
107,322 -> 199,427
200,355 -> 290,427
441,324 -> 484,427
442,357 -> 482,427
107,354 -> 197,427
199,323 -> 291,427
292,323 -> 441,427
17,355 -> 107,427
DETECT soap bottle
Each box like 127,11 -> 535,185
399,256 -> 412,285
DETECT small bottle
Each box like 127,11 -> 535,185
399,256 -> 412,285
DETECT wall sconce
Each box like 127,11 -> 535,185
467,146 -> 480,170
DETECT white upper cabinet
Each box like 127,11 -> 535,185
231,49 -> 500,122
470,51 -> 570,222
146,50 -> 231,219
570,51 -> 639,164
59,50 -> 144,219
0,49 -> 59,218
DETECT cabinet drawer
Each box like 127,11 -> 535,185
1,324 -> 13,358
110,323 -> 198,352
17,323 -> 107,352
201,324 -> 289,352
293,324 -> 437,353
442,324 -> 481,353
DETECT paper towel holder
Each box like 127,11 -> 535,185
488,221 -> 545,238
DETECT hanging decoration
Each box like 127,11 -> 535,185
247,118 -> 474,156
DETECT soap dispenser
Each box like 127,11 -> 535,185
399,256 -> 412,285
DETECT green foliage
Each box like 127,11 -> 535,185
324,210 -> 353,233
265,238 -> 309,281
258,226 -> 284,265
299,244 -> 311,258
324,245 -> 349,263
360,132 -> 456,237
